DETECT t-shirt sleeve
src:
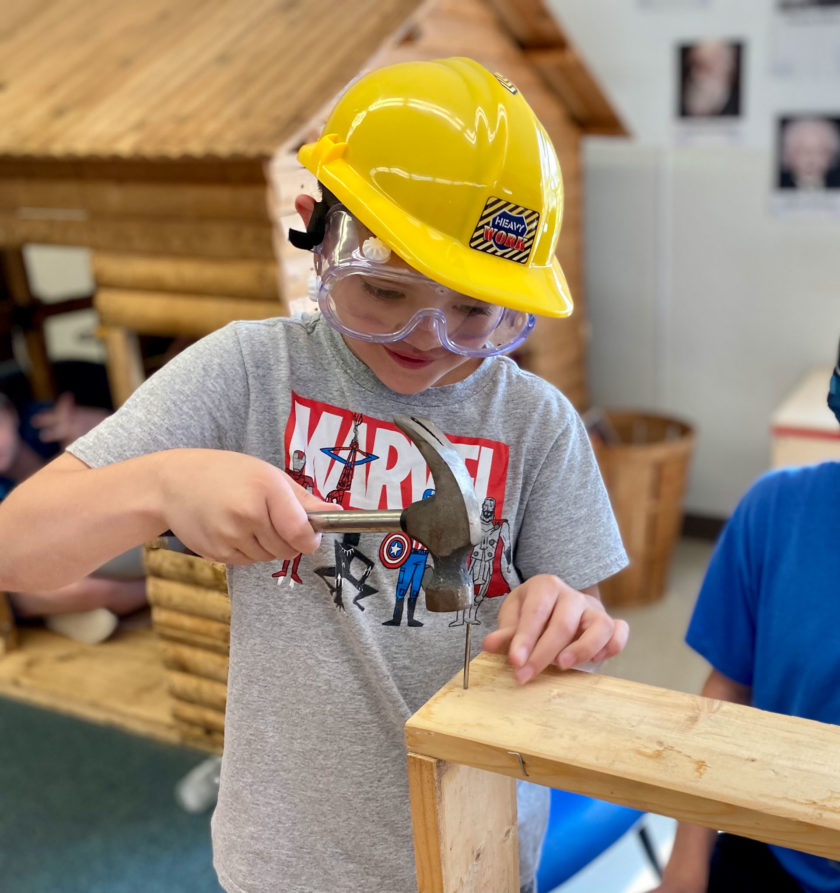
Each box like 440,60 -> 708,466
514,406 -> 628,591
685,481 -> 764,688
68,324 -> 250,468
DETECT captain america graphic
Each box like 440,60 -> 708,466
379,489 -> 434,627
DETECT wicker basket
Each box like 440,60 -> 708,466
143,539 -> 230,752
592,410 -> 695,607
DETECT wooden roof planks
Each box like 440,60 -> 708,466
0,0 -> 425,160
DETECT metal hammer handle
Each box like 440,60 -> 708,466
307,509 -> 405,535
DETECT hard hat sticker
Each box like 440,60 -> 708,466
469,198 -> 540,265
493,72 -> 518,95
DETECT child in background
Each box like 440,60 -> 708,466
0,391 -> 146,643
0,58 -> 629,892
648,346 -> 840,893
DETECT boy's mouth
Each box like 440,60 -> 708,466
383,345 -> 438,368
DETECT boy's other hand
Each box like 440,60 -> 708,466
481,575 -> 629,684
159,449 -> 337,565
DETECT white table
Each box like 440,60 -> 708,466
771,366 -> 840,467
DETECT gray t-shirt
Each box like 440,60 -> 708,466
70,314 -> 627,893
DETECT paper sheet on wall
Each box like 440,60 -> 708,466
771,2 -> 840,79
638,0 -> 710,7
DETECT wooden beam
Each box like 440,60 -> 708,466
143,541 -> 228,592
91,253 -> 280,301
171,700 -> 226,737
160,641 -> 229,685
484,0 -> 566,49
146,577 -> 231,624
526,46 -> 627,136
0,215 -> 278,258
150,607 -> 231,649
0,158 -> 269,185
167,670 -> 227,712
0,247 -> 55,399
0,179 -> 271,221
0,592 -> 18,654
407,754 -> 519,893
94,288 -> 284,338
406,652 -> 840,862
100,326 -> 144,406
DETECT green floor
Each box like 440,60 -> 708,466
0,696 -> 223,893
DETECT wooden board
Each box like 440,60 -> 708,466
485,0 -> 566,48
0,593 -> 18,654
0,178 -> 272,220
408,754 -> 518,893
91,253 -> 281,300
0,215 -> 278,258
406,651 -> 840,861
527,47 -> 627,136
0,625 -> 215,750
94,288 -> 285,337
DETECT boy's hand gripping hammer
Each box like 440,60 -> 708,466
306,415 -> 481,615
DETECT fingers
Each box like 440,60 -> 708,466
550,611 -> 622,673
482,625 -> 516,655
31,392 -> 74,443
165,454 -> 339,565
290,481 -> 340,515
584,619 -> 629,666
261,472 -> 339,559
30,408 -> 59,442
484,576 -> 629,685
481,594 -> 523,654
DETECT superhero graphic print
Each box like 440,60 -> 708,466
275,393 -> 514,626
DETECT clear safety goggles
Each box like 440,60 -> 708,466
310,206 -> 535,358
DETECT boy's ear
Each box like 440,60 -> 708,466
288,193 -> 330,250
294,194 -> 317,227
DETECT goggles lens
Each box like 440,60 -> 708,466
311,207 -> 535,357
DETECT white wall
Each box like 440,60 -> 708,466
548,0 -> 840,516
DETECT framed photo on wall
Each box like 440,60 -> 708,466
677,39 -> 744,119
772,114 -> 840,214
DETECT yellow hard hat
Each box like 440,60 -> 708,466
297,57 -> 572,318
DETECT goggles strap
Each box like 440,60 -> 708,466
288,198 -> 331,250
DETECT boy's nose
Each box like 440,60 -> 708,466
405,320 -> 442,350
403,314 -> 445,351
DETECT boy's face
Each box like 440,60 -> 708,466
296,194 -> 484,393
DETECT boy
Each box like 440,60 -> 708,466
0,58 -> 628,892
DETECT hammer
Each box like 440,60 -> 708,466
306,415 -> 481,613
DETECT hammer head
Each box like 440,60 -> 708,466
395,416 -> 481,612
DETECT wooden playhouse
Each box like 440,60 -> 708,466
0,0 -> 625,737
